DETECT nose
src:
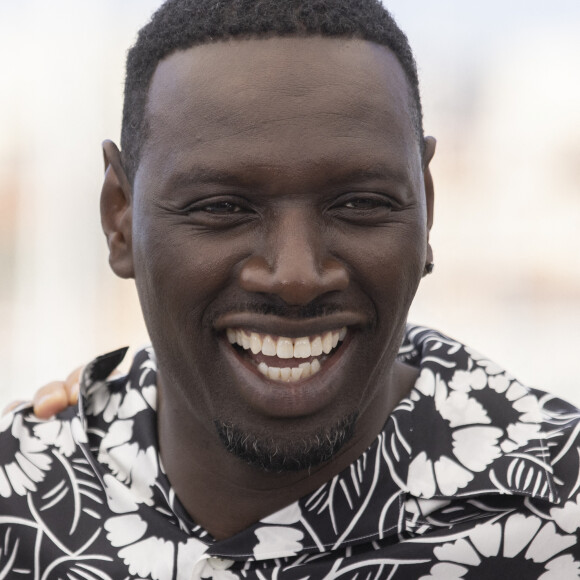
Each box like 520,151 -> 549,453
239,209 -> 349,305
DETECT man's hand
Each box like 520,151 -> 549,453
2,367 -> 82,419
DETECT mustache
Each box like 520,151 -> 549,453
210,301 -> 346,321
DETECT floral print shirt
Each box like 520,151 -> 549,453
2,325 -> 580,579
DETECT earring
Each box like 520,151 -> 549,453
423,262 -> 434,276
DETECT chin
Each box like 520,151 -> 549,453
214,411 -> 359,472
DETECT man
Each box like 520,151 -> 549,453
2,0 -> 580,578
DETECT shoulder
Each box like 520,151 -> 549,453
0,347 -> 160,573
400,324 -> 580,504
0,345 -> 154,502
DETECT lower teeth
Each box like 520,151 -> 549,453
258,358 -> 322,382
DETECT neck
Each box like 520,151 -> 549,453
157,361 -> 417,540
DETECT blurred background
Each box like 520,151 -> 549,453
0,0 -> 579,404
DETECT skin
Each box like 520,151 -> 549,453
2,367 -> 81,419
19,36 -> 436,540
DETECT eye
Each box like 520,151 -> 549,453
343,197 -> 392,210
200,201 -> 243,214
177,196 -> 256,229
330,193 -> 396,225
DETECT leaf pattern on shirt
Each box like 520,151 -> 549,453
0,414 -> 52,499
2,326 -> 580,579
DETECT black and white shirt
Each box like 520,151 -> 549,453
2,325 -> 580,579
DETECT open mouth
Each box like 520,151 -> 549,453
226,327 -> 348,383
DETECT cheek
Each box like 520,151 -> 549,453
342,224 -> 426,296
132,213 -> 250,317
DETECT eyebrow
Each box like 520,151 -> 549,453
164,160 -> 411,192
324,164 -> 410,187
166,167 -> 244,190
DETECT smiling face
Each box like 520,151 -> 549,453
108,36 -> 434,472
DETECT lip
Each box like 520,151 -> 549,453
218,325 -> 357,418
214,311 -> 367,338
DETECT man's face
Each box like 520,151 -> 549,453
127,37 -> 432,470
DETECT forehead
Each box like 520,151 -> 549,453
139,36 -> 420,184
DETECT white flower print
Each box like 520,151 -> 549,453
250,486 -> 305,561
85,354 -> 156,423
0,414 -> 52,498
450,359 -> 543,454
103,472 -> 139,514
195,559 -> 238,580
85,385 -> 125,423
448,368 -> 488,392
495,377 -> 543,453
408,369 -> 502,497
106,513 -> 148,547
463,346 -> 505,376
422,562 -> 468,579
32,415 -> 87,457
420,513 -> 580,579
86,378 -> 150,423
408,451 -> 473,497
104,508 -> 209,579
437,391 -> 490,428
260,502 -> 302,525
119,536 -> 175,579
178,538 -> 214,575
253,526 -> 304,560
98,419 -> 159,505
101,430 -> 207,579
198,566 -> 239,580
551,493 -> 580,533
451,426 -> 503,472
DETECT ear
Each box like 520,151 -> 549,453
422,136 -> 436,267
100,140 -> 134,279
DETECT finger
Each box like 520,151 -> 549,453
2,400 -> 28,416
64,366 -> 83,406
32,382 -> 70,420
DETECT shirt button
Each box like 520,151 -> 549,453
208,557 -> 234,570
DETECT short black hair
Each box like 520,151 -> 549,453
121,0 -> 424,184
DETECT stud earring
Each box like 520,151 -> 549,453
423,262 -> 434,276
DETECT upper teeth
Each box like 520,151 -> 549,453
226,327 -> 347,359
